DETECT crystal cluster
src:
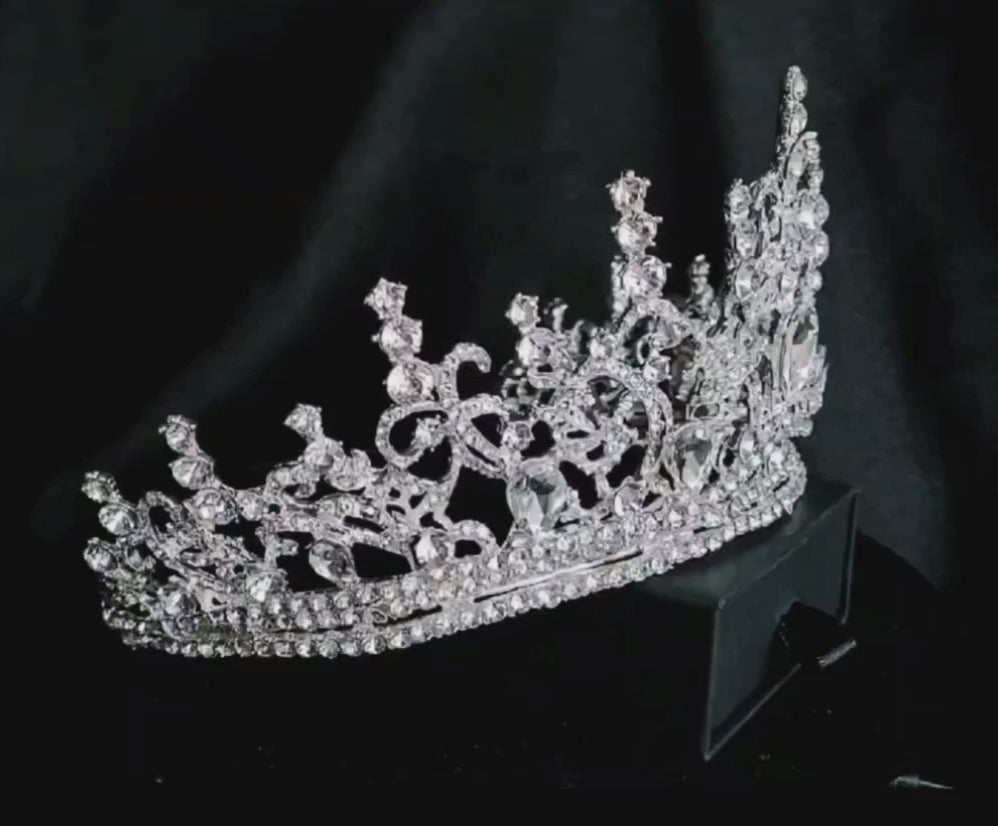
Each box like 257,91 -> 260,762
82,66 -> 829,658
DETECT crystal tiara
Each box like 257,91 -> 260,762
82,66 -> 829,659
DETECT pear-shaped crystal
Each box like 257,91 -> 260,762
673,426 -> 715,491
782,311 -> 819,390
506,458 -> 568,532
309,540 -> 356,583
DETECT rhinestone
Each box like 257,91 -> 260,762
246,572 -> 279,603
788,69 -> 808,101
365,279 -> 406,318
284,404 -> 322,437
83,539 -> 114,572
161,416 -> 196,453
386,363 -> 434,403
309,540 -> 356,583
98,503 -> 138,536
506,458 -> 568,533
615,214 -> 659,253
295,638 -> 314,657
82,472 -> 115,503
786,103 -> 807,137
318,638 -> 340,657
379,317 -> 422,354
608,171 -> 648,212
507,294 -> 539,328
170,456 -> 211,489
727,183 -> 751,217
294,609 -> 313,630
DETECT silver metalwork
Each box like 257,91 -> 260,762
82,66 -> 829,658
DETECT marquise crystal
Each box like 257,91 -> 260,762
82,67 -> 829,658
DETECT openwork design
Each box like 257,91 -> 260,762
82,67 -> 829,658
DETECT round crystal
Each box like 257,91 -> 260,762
170,456 -> 211,489
192,489 -> 235,524
615,215 -> 659,252
236,491 -> 266,521
379,317 -> 422,354
84,539 -> 115,572
507,294 -> 539,328
82,472 -> 115,503
608,172 -> 647,212
812,232 -> 830,265
98,503 -> 138,535
386,363 -> 434,403
162,416 -> 195,452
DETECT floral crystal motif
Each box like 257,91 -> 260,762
82,66 -> 828,659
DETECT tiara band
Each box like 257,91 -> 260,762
82,66 -> 829,659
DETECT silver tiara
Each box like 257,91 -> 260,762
82,66 -> 828,659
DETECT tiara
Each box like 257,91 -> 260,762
82,66 -> 828,659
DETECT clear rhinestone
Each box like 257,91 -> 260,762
379,317 -> 422,354
83,539 -> 115,572
82,472 -> 115,503
673,426 -> 715,491
414,533 -> 446,564
786,103 -> 807,137
812,232 -> 829,265
797,193 -> 817,230
608,171 -> 648,212
787,144 -> 807,178
161,416 -> 196,452
309,540 -> 356,583
304,438 -> 340,469
616,254 -> 668,298
235,491 -> 266,521
98,503 -> 138,535
326,451 -> 373,490
727,183 -> 751,217
615,214 -> 659,253
170,456 -> 211,489
782,310 -> 819,390
386,363 -> 434,403
246,572 -> 279,603
317,638 -> 339,658
516,328 -> 559,368
284,404 -> 322,437
613,482 -> 644,516
160,587 -> 192,617
365,279 -> 406,318
734,262 -> 755,299
788,68 -> 808,101
192,489 -> 235,524
295,638 -> 314,657
294,609 -> 313,630
507,294 -> 539,328
734,220 -> 757,258
506,458 -> 569,532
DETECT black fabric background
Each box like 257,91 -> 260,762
7,1 -> 995,594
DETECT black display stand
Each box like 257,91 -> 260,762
122,477 -> 858,782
